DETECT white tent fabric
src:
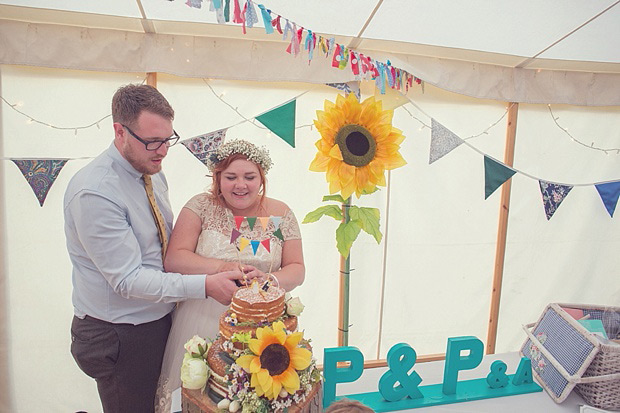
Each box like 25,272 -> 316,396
1,1 -> 620,412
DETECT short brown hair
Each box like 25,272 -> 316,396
111,84 -> 174,128
210,153 -> 267,207
325,399 -> 375,413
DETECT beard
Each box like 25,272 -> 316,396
121,140 -> 163,175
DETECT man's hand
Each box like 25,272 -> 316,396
204,269 -> 260,305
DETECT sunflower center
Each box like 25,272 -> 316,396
260,343 -> 290,376
335,124 -> 376,167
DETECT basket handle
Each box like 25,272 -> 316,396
522,323 -> 620,384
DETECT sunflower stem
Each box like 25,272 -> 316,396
338,197 -> 352,347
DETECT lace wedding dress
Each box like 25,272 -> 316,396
154,193 -> 300,413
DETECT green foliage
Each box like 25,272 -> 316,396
303,195 -> 383,259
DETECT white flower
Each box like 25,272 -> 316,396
286,297 -> 305,316
180,353 -> 209,390
184,335 -> 207,356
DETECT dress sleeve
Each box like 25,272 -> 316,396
280,208 -> 302,241
183,193 -> 210,218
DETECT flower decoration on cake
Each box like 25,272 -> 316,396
207,139 -> 273,174
309,93 -> 406,199
236,321 -> 312,400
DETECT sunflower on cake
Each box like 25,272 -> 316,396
180,277 -> 322,413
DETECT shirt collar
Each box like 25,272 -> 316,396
107,142 -> 143,181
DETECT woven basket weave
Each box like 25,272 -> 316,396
521,303 -> 620,411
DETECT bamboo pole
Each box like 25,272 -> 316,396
338,198 -> 352,347
486,102 -> 519,354
146,72 -> 157,87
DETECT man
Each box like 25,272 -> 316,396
64,84 -> 246,412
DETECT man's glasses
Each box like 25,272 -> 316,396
122,125 -> 180,151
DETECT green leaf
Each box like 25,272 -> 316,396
335,220 -> 361,258
361,187 -> 381,195
302,205 -> 343,224
322,194 -> 346,203
349,207 -> 383,244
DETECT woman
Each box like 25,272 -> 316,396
155,139 -> 305,412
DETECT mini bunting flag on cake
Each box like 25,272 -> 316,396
484,156 -> 516,199
12,159 -> 68,207
180,128 -> 227,165
539,181 -> 573,220
429,119 -> 464,164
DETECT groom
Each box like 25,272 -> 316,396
64,84 -> 246,412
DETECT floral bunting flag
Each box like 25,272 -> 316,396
326,82 -> 360,100
180,128 -> 227,165
255,100 -> 296,147
429,119 -> 464,164
12,159 -> 68,207
539,181 -> 573,220
484,156 -> 516,199
595,181 -> 620,217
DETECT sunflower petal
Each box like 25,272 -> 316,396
236,354 -> 255,371
257,368 -> 273,389
248,339 -> 261,355
249,355 -> 262,373
284,331 -> 303,349
328,144 -> 344,160
271,377 -> 282,399
279,368 -> 301,394
309,153 -> 330,172
290,347 -> 312,370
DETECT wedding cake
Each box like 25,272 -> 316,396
181,281 -> 322,413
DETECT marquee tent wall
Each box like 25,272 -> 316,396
1,1 -> 619,411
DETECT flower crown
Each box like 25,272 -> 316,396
207,139 -> 273,174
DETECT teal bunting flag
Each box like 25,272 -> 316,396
484,156 -> 516,199
595,181 -> 620,217
256,100 -> 296,147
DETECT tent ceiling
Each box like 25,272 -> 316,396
1,0 -> 619,73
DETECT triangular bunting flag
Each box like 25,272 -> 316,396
595,181 -> 620,217
246,217 -> 257,230
484,156 -> 516,199
273,228 -> 284,241
256,100 -> 296,147
429,119 -> 464,164
258,216 -> 270,230
238,237 -> 250,252
271,216 -> 282,230
261,238 -> 271,253
539,181 -> 573,220
234,216 -> 244,230
326,82 -> 361,100
250,240 -> 260,255
180,128 -> 227,165
12,159 -> 68,207
230,228 -> 241,244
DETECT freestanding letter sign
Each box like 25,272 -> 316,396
323,336 -> 542,412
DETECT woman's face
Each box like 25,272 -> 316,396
219,158 -> 262,214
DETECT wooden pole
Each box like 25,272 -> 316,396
486,102 -> 519,355
146,72 -> 157,87
337,198 -> 351,347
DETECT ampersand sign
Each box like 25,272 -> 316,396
378,343 -> 423,401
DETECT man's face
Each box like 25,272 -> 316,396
115,111 -> 173,175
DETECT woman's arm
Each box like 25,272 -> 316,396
164,207 -> 241,274
271,237 -> 305,292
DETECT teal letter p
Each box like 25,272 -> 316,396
442,336 -> 484,395
323,346 -> 364,408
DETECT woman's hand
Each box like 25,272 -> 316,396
216,261 -> 257,274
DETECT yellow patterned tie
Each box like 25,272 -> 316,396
143,174 -> 168,259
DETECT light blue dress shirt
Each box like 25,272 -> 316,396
64,143 -> 206,324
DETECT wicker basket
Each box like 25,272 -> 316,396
520,303 -> 620,411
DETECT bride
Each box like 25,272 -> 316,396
155,139 -> 305,412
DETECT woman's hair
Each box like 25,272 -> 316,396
325,399 -> 375,413
210,152 -> 267,208
111,84 -> 174,128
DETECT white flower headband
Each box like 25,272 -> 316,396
207,139 -> 273,174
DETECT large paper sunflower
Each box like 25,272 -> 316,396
236,321 -> 312,400
310,93 -> 406,199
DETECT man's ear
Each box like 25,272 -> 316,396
113,123 -> 125,143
